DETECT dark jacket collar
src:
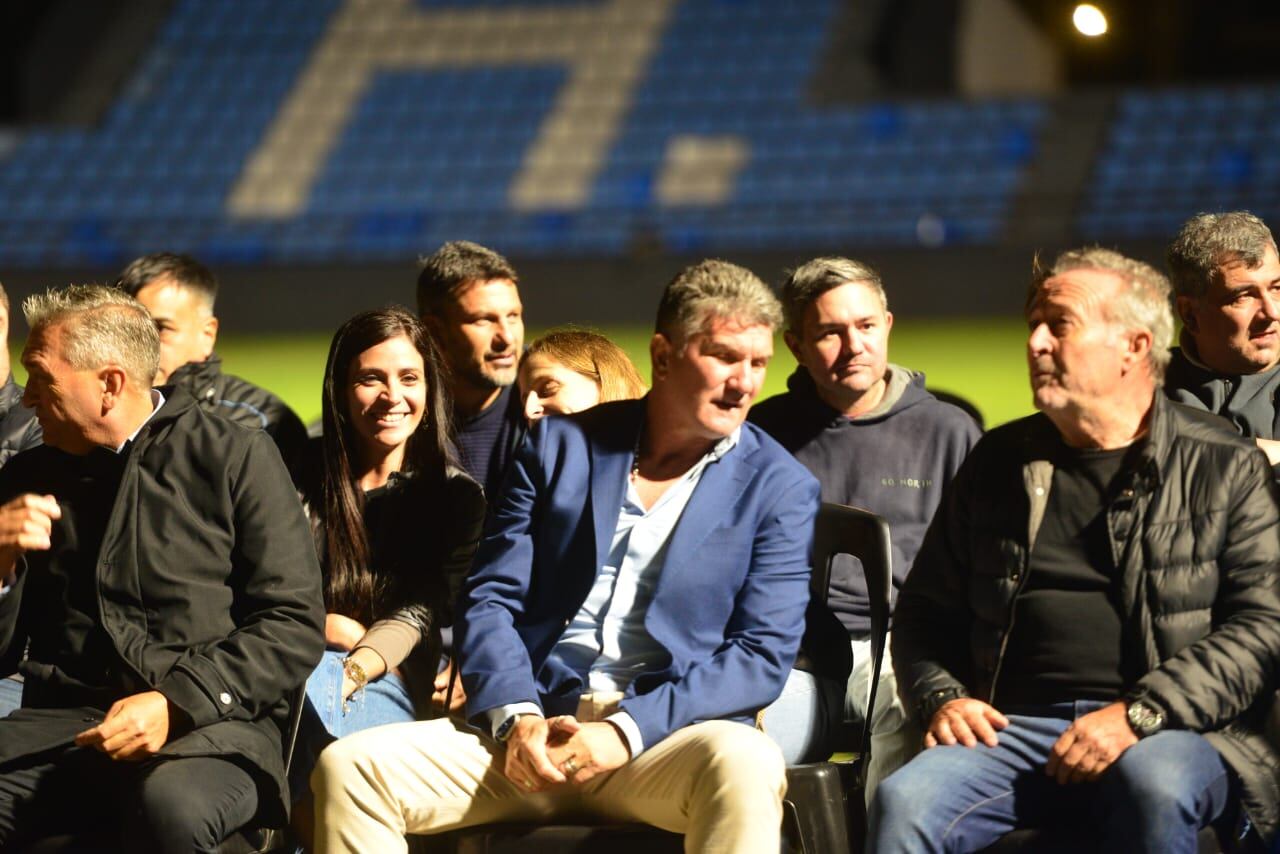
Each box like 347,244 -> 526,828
144,386 -> 201,438
167,355 -> 225,400
1018,392 -> 1169,495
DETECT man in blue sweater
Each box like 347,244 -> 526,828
751,256 -> 980,797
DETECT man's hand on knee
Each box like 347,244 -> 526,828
925,698 -> 1008,749
503,715 -> 566,792
546,716 -> 630,785
74,690 -> 174,760
1046,701 -> 1137,784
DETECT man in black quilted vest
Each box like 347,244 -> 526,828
870,248 -> 1280,852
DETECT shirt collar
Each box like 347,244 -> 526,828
111,389 -> 165,454
708,426 -> 740,461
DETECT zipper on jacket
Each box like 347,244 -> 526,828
987,542 -> 1035,704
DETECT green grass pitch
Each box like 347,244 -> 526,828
13,317 -> 1037,430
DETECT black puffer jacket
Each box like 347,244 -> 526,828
0,374 -> 40,468
894,394 -> 1280,842
167,354 -> 309,482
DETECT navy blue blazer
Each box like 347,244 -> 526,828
456,398 -> 820,749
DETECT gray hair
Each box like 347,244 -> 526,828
1029,247 -> 1174,381
780,256 -> 886,332
655,259 -> 782,342
1167,211 -> 1276,300
24,284 -> 160,388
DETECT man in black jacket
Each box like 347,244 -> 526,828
116,252 -> 310,481
0,282 -> 41,718
870,249 -> 1280,852
1164,212 -> 1280,474
0,285 -> 325,852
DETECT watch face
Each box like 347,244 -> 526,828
1128,701 -> 1162,735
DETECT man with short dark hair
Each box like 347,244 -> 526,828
312,260 -> 819,854
0,285 -> 324,851
416,240 -> 526,501
870,249 -> 1280,852
1165,211 -> 1280,471
116,252 -> 309,480
751,256 -> 979,795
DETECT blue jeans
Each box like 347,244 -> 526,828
0,676 -> 21,718
759,668 -> 845,764
868,701 -> 1233,854
290,650 -> 416,800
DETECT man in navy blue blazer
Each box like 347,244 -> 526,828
312,260 -> 820,854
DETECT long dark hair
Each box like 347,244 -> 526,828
316,306 -> 456,623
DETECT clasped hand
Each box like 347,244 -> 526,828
503,714 -> 631,792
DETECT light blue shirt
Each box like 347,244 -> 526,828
488,428 -> 741,757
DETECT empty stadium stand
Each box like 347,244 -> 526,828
0,0 -> 1049,268
1079,85 -> 1280,240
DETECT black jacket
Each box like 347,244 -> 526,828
300,446 -> 486,716
0,389 -> 325,824
168,354 -> 309,482
0,374 -> 40,468
894,395 -> 1280,842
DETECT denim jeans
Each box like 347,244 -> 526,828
760,636 -> 918,803
759,668 -> 845,764
0,676 -> 21,718
290,650 -> 416,800
868,700 -> 1233,854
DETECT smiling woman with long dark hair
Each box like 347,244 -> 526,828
294,307 -> 485,791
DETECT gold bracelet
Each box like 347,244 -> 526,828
341,656 -> 369,714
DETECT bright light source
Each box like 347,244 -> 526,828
1073,4 -> 1108,37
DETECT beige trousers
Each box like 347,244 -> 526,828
311,717 -> 786,854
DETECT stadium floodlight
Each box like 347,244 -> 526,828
1072,4 -> 1108,37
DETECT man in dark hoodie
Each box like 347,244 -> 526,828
1164,211 -> 1280,475
115,252 -> 309,482
751,256 -> 979,796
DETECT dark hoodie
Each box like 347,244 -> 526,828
749,365 -> 980,635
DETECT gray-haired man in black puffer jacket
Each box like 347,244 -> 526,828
870,248 -> 1280,853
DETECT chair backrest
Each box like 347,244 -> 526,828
811,502 -> 893,760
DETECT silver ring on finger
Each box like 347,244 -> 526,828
563,757 -> 580,776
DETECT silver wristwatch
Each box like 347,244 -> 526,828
1126,699 -> 1164,738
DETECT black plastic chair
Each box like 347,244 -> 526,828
18,683 -> 308,854
444,502 -> 894,854
783,502 -> 894,854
